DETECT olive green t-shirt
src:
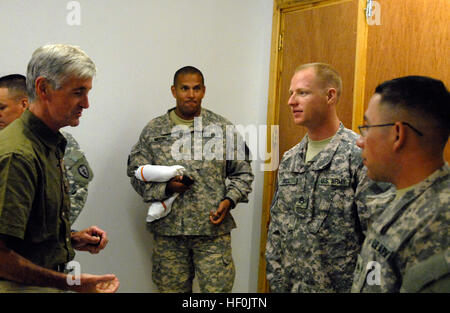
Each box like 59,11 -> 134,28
0,110 -> 74,269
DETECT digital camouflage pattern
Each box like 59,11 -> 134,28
152,234 -> 235,292
266,123 -> 388,293
127,107 -> 253,292
352,164 -> 450,293
127,108 -> 254,236
61,131 -> 94,225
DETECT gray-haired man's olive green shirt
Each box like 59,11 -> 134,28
0,110 -> 74,270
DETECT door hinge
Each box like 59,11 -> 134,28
365,0 -> 373,18
278,33 -> 284,51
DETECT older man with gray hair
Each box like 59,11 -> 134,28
0,44 -> 119,292
0,74 -> 94,225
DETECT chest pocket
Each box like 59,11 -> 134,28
277,172 -> 323,233
149,133 -> 217,182
278,173 -> 301,208
150,133 -> 191,165
352,253 -> 369,292
306,197 -> 329,234
308,174 -> 351,234
351,234 -> 394,292
352,212 -> 420,293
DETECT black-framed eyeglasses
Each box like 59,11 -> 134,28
358,122 -> 423,137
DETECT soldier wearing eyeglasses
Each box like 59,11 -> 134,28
352,76 -> 450,292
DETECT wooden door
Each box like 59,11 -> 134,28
258,0 -> 360,293
278,0 -> 358,158
258,0 -> 449,293
363,0 -> 450,161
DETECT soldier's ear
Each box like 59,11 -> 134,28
393,122 -> 406,152
326,88 -> 337,105
20,97 -> 29,109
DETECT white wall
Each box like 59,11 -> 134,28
0,0 -> 273,292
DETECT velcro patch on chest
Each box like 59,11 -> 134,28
318,177 -> 350,187
280,177 -> 298,185
151,136 -> 171,142
370,238 -> 394,260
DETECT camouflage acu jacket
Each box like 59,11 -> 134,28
61,131 -> 94,225
266,123 -> 386,292
127,108 -> 254,236
352,164 -> 450,293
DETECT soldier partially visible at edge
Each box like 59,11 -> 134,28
265,63 -> 388,292
351,76 -> 449,292
0,74 -> 94,225
0,44 -> 119,292
127,66 -> 254,292
61,131 -> 94,224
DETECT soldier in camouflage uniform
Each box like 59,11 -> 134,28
266,63 -> 386,292
127,66 -> 254,292
352,76 -> 449,292
61,131 -> 94,225
0,74 -> 93,226
0,74 -> 28,130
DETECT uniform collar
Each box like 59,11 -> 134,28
372,163 -> 450,235
162,107 -> 209,134
21,109 -> 67,152
292,122 -> 346,172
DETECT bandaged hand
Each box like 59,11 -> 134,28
135,165 -> 185,182
146,194 -> 178,223
134,164 -> 190,223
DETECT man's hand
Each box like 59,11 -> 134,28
68,273 -> 120,293
71,226 -> 109,254
209,199 -> 231,225
165,175 -> 192,195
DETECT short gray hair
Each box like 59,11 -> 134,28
26,44 -> 96,102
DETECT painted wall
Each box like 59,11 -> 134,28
0,0 -> 273,292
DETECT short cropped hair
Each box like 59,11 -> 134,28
375,75 -> 450,146
173,66 -> 204,86
0,74 -> 27,99
295,63 -> 343,99
26,44 -> 96,102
